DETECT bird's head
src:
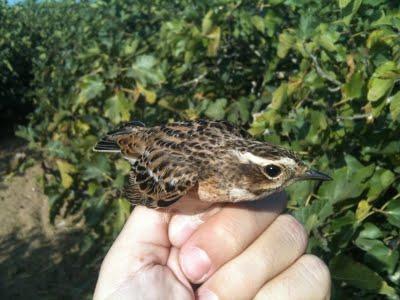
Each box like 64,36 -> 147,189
231,144 -> 331,197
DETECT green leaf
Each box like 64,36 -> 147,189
315,24 -> 339,52
367,168 -> 395,202
128,55 -> 165,85
277,31 -> 295,58
115,159 -> 131,175
293,200 -> 334,232
287,180 -> 314,206
122,39 -> 139,56
355,200 -> 372,222
371,11 -> 400,28
342,71 -> 363,100
269,0 -> 285,4
252,109 -> 282,131
87,182 -> 98,197
358,222 -> 383,240
306,110 -> 328,144
330,211 -> 356,232
355,237 -> 399,274
345,155 -> 375,183
270,83 -> 287,110
205,98 -> 227,120
137,84 -> 157,104
367,28 -> 396,49
83,156 -> 111,181
341,0 -> 362,25
367,61 -> 398,102
338,0 -> 352,9
114,198 -> 131,232
330,255 -> 397,297
385,199 -> 400,228
134,54 -> 155,69
251,15 -> 265,33
85,196 -> 106,227
389,91 -> 400,120
206,26 -> 221,57
319,156 -> 375,203
3,59 -> 14,72
368,78 -> 394,102
104,91 -> 133,124
227,98 -> 250,124
202,11 -> 213,35
74,75 -> 105,109
56,159 -> 77,189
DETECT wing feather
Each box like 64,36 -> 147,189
125,151 -> 198,208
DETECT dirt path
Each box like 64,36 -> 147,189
0,165 -> 53,239
0,141 -> 95,299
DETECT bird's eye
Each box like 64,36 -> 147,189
264,164 -> 282,178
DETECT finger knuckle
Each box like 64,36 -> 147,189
276,214 -> 308,253
300,254 -> 331,297
209,218 -> 244,254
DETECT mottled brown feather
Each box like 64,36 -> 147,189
94,119 -> 305,208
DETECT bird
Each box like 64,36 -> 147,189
93,119 -> 331,208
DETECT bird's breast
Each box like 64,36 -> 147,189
198,176 -> 257,203
198,177 -> 229,202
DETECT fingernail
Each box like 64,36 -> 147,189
181,246 -> 211,282
197,289 -> 218,300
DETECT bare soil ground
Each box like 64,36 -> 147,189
0,140 -> 94,299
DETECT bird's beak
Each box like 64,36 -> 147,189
300,169 -> 332,181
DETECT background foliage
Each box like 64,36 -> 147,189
1,0 -> 400,298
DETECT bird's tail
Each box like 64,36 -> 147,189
93,137 -> 120,153
93,120 -> 146,153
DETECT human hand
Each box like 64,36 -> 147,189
94,192 -> 331,300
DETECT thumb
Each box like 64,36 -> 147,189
94,205 -> 172,299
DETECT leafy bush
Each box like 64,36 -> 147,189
2,0 -> 400,298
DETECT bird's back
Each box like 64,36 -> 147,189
96,119 -> 247,161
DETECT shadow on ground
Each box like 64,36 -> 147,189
0,140 -> 100,299
0,229 -> 97,300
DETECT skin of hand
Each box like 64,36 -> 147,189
94,192 -> 331,300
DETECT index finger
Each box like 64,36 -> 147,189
179,192 -> 287,283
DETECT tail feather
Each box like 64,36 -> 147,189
94,120 -> 145,153
93,139 -> 120,153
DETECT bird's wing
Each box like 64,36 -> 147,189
125,150 -> 198,208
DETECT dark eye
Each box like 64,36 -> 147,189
264,164 -> 282,178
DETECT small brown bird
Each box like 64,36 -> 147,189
94,119 -> 331,208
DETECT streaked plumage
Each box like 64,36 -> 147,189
94,119 -> 330,208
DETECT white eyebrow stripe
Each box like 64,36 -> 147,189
231,150 -> 296,167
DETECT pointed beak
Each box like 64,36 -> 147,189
300,169 -> 332,181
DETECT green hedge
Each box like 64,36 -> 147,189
2,0 -> 400,298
